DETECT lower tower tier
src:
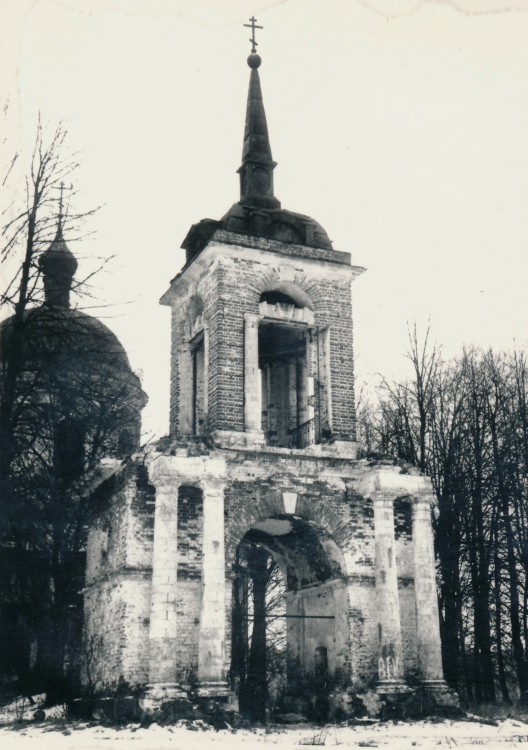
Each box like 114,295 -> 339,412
82,441 -> 456,719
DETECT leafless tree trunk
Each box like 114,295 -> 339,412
358,330 -> 528,703
0,119 -> 139,701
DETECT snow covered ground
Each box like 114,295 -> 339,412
1,718 -> 528,750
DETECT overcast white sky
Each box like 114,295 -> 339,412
2,0 -> 528,440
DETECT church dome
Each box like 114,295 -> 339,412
2,221 -> 143,391
1,306 -> 140,379
38,226 -> 78,280
0,223 -> 147,461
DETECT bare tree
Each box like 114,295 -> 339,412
360,332 -> 528,705
0,119 -> 145,701
231,542 -> 287,721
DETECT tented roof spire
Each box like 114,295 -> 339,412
237,18 -> 280,210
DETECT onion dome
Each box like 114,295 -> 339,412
39,225 -> 78,308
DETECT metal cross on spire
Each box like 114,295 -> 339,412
58,181 -> 65,231
244,16 -> 263,54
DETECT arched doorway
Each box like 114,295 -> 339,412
230,514 -> 348,721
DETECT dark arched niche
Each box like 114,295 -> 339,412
259,282 -> 313,311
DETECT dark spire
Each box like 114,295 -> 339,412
39,186 -> 78,308
237,20 -> 280,210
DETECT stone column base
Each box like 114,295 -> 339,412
321,440 -> 361,459
141,682 -> 188,712
212,429 -> 266,449
420,679 -> 460,707
196,681 -> 230,699
376,679 -> 411,696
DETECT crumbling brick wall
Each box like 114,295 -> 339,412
175,485 -> 203,685
83,451 -> 426,698
83,464 -> 154,691
394,496 -> 419,680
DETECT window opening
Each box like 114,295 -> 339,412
259,323 -> 312,447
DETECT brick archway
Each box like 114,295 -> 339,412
228,502 -> 350,721
225,490 -> 349,570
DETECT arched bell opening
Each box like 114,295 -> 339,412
257,288 -> 331,449
259,322 -> 312,448
230,514 -> 348,722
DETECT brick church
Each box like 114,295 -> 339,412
82,29 -> 454,719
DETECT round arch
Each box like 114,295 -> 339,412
259,281 -> 314,311
225,491 -> 349,566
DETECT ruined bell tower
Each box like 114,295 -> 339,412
83,22 -> 456,718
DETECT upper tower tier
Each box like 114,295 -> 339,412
161,29 -> 364,453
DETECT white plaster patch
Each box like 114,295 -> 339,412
252,519 -> 293,536
282,492 -> 297,515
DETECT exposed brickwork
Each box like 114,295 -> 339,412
398,582 -> 419,681
84,444 -> 445,706
83,574 -> 151,691
85,466 -> 154,587
175,581 -> 201,685
169,308 -> 179,433
83,464 -> 154,690
80,53 -> 451,714
347,585 -> 379,687
177,485 -> 203,580
213,230 -> 352,267
193,343 -> 206,432
168,241 -> 357,441
345,494 -> 375,576
394,497 -> 413,542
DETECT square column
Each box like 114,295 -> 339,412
412,496 -> 456,702
197,481 -> 229,697
243,314 -> 264,438
373,493 -> 407,692
145,477 -> 186,704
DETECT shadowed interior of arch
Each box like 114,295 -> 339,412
257,286 -> 331,449
230,514 -> 348,721
258,288 -> 313,449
